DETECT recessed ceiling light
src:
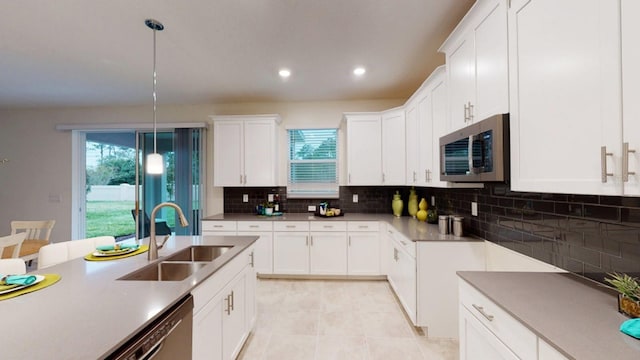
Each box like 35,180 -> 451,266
353,67 -> 366,76
279,69 -> 291,78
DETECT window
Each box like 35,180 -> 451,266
287,128 -> 339,199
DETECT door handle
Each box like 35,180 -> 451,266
601,146 -> 614,183
472,304 -> 494,321
249,251 -> 254,267
623,142 -> 636,182
468,102 -> 474,122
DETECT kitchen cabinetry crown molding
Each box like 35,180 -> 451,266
209,114 -> 282,124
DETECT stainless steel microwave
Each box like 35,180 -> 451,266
439,114 -> 509,182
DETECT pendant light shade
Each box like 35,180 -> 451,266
145,18 -> 164,175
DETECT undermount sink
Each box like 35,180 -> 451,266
118,245 -> 233,281
164,245 -> 232,262
119,261 -> 209,281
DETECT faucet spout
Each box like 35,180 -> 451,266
148,202 -> 189,260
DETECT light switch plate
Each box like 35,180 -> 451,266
353,194 -> 358,203
308,205 -> 316,212
471,202 -> 478,216
242,194 -> 249,203
268,194 -> 274,202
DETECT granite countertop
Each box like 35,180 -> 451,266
1,235 -> 257,360
202,213 -> 482,242
457,271 -> 640,359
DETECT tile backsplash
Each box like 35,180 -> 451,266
223,184 -> 640,283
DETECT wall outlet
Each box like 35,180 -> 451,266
471,202 -> 478,216
268,194 -> 274,202
242,194 -> 249,203
308,205 -> 316,212
353,194 -> 359,203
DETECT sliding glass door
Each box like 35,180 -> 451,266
74,127 -> 203,240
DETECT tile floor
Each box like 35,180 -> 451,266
237,279 -> 459,360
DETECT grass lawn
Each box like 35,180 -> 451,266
86,201 -> 178,238
86,201 -> 135,238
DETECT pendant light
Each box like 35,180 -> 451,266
145,18 -> 164,175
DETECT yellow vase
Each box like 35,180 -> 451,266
408,188 -> 418,218
416,198 -> 428,222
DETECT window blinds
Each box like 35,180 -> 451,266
287,129 -> 339,199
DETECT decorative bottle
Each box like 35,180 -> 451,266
407,187 -> 418,218
392,191 -> 403,217
416,197 -> 428,222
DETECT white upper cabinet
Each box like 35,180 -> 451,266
344,113 -> 383,185
508,0 -> 623,195
381,109 -> 406,185
405,97 -> 420,185
622,0 -> 640,195
212,115 -> 281,187
439,0 -> 509,132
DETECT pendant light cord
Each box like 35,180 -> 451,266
152,25 -> 157,154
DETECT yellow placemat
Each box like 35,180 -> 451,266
0,274 -> 61,301
84,245 -> 149,261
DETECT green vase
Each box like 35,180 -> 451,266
408,187 -> 418,218
392,191 -> 403,217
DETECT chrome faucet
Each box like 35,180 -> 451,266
148,202 -> 189,260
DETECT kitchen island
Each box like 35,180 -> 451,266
0,235 -> 258,360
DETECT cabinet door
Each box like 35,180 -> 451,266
622,0 -> 640,195
245,249 -> 257,332
508,0 -> 622,195
273,232 -> 309,274
243,119 -> 277,186
346,115 -> 382,185
381,110 -> 406,185
405,100 -> 419,185
193,293 -> 223,360
429,69 -> 449,187
347,232 -> 380,275
213,120 -> 243,186
309,232 -> 347,275
222,273 -> 247,360
459,306 -> 519,360
538,339 -> 570,360
416,88 -> 433,185
397,245 -> 417,324
447,34 -> 475,132
237,231 -> 273,274
474,0 -> 508,120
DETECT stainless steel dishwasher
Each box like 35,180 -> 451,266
107,294 -> 193,360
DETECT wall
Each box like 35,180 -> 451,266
224,184 -> 640,284
0,98 -> 403,243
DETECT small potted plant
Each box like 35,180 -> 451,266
604,272 -> 640,318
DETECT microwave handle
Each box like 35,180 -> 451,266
468,135 -> 475,173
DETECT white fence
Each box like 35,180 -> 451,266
87,184 -> 136,201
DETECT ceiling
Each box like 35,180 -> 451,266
0,0 -> 474,109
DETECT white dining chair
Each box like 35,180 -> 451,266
0,259 -> 27,275
38,236 -> 116,270
0,233 -> 27,259
9,220 -> 55,263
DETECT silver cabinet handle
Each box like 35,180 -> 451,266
601,146 -> 614,183
382,173 -> 385,183
348,236 -> 351,246
225,294 -> 232,315
240,174 -> 243,184
393,248 -> 398,261
400,240 -> 407,246
468,102 -> 474,122
323,225 -> 333,229
249,251 -> 254,267
358,225 -> 368,229
286,225 -> 296,228
472,304 -> 494,321
464,103 -> 469,122
348,173 -> 351,184
306,236 -> 309,246
426,169 -> 431,182
623,142 -> 636,182
310,236 -> 314,246
213,225 -> 223,228
425,169 -> 428,182
413,171 -> 417,182
249,225 -> 259,228
243,174 -> 247,184
230,290 -> 235,311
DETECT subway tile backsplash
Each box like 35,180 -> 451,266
223,184 -> 640,284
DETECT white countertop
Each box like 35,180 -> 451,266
458,271 -> 640,359
1,235 -> 257,360
202,213 -> 482,242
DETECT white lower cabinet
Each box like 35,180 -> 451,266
273,231 -> 309,274
192,245 -> 256,360
347,221 -> 381,276
386,227 -> 417,324
309,231 -> 347,275
459,306 -> 519,360
237,221 -> 273,275
459,279 -> 537,360
202,221 -> 237,236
